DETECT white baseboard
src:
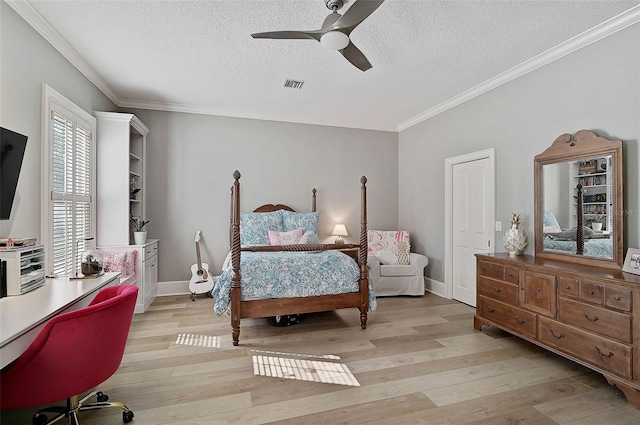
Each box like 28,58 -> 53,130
157,277 -> 219,297
425,277 -> 447,298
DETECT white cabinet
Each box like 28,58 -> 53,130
95,112 -> 159,313
94,112 -> 150,246
96,240 -> 158,314
0,245 -> 45,295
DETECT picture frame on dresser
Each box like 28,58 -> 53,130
622,248 -> 640,275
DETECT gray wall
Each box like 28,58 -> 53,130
124,109 -> 398,282
0,2 -> 116,240
399,23 -> 640,283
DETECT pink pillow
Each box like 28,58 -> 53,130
267,228 -> 304,245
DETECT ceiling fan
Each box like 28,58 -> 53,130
251,0 -> 385,71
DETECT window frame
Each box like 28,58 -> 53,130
41,84 -> 97,275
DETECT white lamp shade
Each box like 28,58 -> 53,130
332,224 -> 348,237
320,30 -> 349,50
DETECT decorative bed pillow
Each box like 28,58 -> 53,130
268,228 -> 304,245
240,210 -> 284,246
299,231 -> 321,244
543,211 -> 562,233
282,210 -> 320,233
376,250 -> 398,265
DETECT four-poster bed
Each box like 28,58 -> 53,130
213,170 -> 373,346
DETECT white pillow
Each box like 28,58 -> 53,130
267,228 -> 304,245
376,250 -> 398,265
299,231 -> 321,244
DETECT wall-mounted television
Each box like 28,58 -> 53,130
1,127 -> 28,220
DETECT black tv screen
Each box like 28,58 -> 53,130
1,127 -> 28,220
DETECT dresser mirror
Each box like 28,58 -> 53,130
534,130 -> 623,269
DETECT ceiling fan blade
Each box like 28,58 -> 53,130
340,41 -> 372,71
332,0 -> 385,32
251,30 -> 321,42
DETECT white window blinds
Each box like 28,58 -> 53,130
43,85 -> 96,276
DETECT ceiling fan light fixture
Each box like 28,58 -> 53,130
320,30 -> 349,50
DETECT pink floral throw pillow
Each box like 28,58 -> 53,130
267,228 -> 304,245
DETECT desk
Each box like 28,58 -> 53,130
0,272 -> 119,369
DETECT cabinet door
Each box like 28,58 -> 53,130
520,270 -> 557,317
144,254 -> 158,302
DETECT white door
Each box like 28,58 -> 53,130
452,158 -> 493,306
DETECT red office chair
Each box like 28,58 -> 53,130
0,285 -> 138,425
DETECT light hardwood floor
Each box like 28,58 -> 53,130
4,294 -> 640,425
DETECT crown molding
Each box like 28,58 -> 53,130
397,5 -> 640,132
118,98 -> 398,132
8,0 -> 639,133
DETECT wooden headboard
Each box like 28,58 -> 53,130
252,188 -> 316,213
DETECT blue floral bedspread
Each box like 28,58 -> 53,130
543,238 -> 613,258
212,250 -> 377,316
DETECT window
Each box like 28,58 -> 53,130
42,85 -> 96,276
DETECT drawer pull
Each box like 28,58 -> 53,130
595,347 -> 614,358
588,290 -> 594,295
549,329 -> 564,339
486,306 -> 496,313
565,285 -> 571,290
491,286 -> 502,293
583,313 -> 600,322
514,316 -> 526,324
614,296 -> 622,301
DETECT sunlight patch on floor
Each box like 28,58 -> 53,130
251,349 -> 341,360
175,333 -> 221,348
252,355 -> 360,386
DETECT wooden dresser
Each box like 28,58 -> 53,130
474,253 -> 640,408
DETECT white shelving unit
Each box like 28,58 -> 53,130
0,245 -> 45,295
570,156 -> 612,231
95,112 -> 158,313
95,112 -> 150,245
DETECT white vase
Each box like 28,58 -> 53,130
133,231 -> 147,245
592,222 -> 603,231
503,228 -> 527,256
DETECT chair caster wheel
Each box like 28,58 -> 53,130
96,391 -> 109,402
207,290 -> 213,298
32,412 -> 48,425
123,410 -> 135,423
190,293 -> 195,301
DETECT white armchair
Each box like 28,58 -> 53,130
367,230 -> 429,296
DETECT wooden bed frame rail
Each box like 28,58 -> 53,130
228,170 -> 369,346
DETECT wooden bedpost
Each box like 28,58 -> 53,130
231,170 -> 242,346
359,176 -> 369,330
312,188 -> 317,212
229,186 -> 234,248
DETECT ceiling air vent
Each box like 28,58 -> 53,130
283,79 -> 304,89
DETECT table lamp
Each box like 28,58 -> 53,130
332,224 -> 348,245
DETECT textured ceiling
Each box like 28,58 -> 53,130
11,0 -> 640,131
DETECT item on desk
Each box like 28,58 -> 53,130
0,237 -> 37,249
81,254 -> 103,276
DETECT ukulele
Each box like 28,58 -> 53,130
189,230 -> 214,300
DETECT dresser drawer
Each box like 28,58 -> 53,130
504,266 -> 519,284
605,287 -> 632,312
478,277 -> 518,306
558,276 -> 579,299
477,296 -> 536,339
581,281 -> 604,305
478,261 -> 504,280
558,298 -> 631,343
539,316 -> 631,380
144,241 -> 158,261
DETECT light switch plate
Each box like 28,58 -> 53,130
495,221 -> 502,231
